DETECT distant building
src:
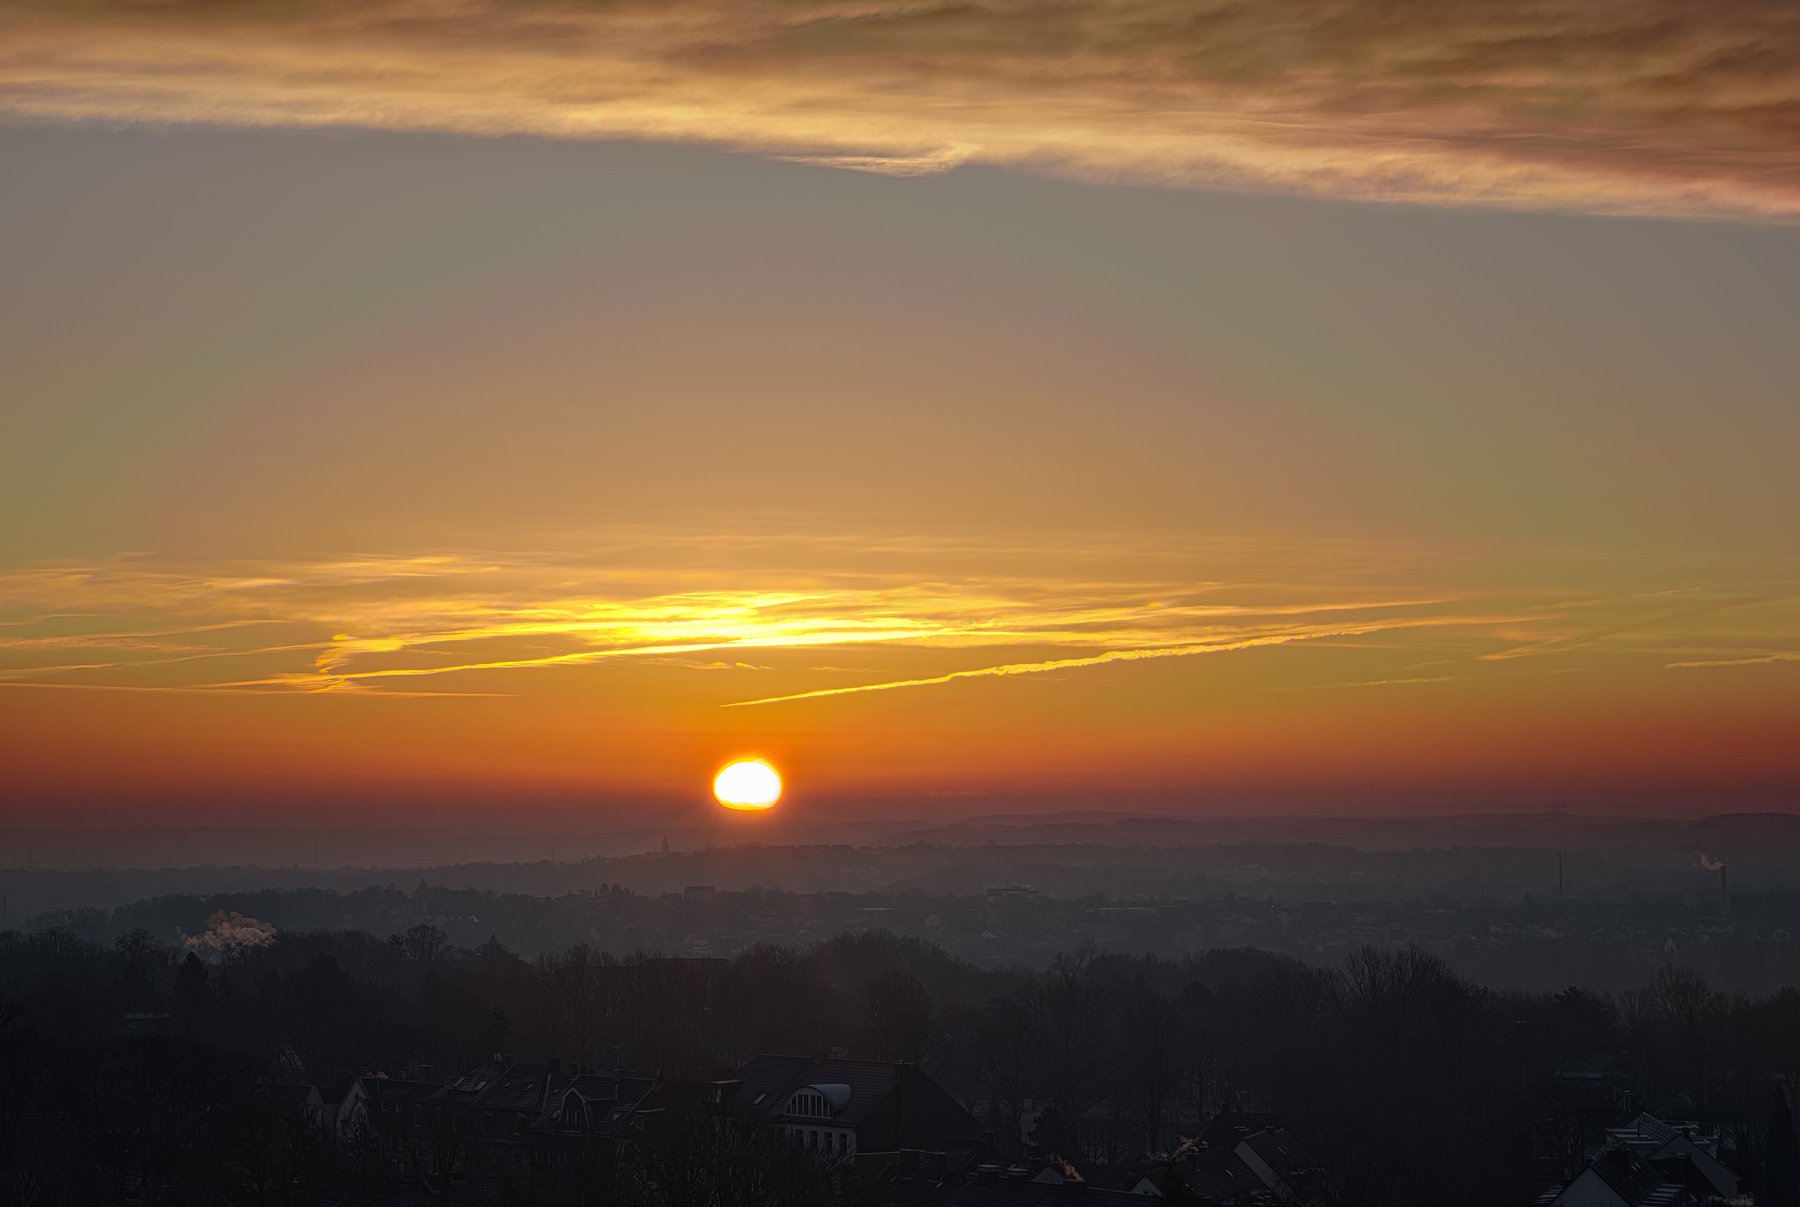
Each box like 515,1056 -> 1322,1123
1129,1120 -> 1319,1204
726,1054 -> 982,1160
1598,1113 -> 1736,1200
1535,1147 -> 1699,1207
267,1082 -> 325,1134
940,1160 -> 1151,1203
421,1061 -> 659,1171
360,1075 -> 436,1154
320,1075 -> 370,1145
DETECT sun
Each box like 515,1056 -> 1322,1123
713,759 -> 782,811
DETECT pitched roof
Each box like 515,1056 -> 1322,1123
365,1078 -> 435,1114
1194,1112 -> 1286,1150
930,1179 -> 1146,1206
1650,1154 -> 1717,1200
469,1066 -> 551,1114
321,1175 -> 506,1206
730,1055 -> 903,1130
436,1061 -> 507,1107
1234,1127 -> 1321,1199
1184,1147 -> 1267,1200
429,1062 -> 552,1116
1626,1113 -> 1679,1146
1239,1127 -> 1311,1177
529,1074 -> 659,1134
1588,1148 -> 1688,1207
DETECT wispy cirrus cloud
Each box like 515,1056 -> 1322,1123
1,540 -> 1789,706
1280,673 -> 1463,693
1668,651 -> 1800,669
2,0 -> 1797,219
722,619 -> 1496,708
0,542 -> 1513,700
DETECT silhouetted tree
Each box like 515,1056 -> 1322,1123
1021,947 -> 1111,1142
972,997 -> 1036,1153
482,1004 -> 512,1054
401,924 -> 451,965
174,950 -> 215,1034
719,944 -> 844,1061
620,1103 -> 843,1207
856,971 -> 939,1063
1116,977 -> 1182,1153
1768,1087 -> 1799,1207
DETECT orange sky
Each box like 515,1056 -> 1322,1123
2,8 -> 1799,824
4,523 -> 1797,820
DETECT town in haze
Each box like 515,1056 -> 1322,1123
6,810 -> 1800,1204
3,0 -> 1799,1204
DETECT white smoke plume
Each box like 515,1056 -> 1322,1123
181,910 -> 278,954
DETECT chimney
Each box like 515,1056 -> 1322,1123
1722,865 -> 1731,917
976,1163 -> 1001,1188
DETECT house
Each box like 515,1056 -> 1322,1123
1128,1124 -> 1316,1203
1643,1136 -> 1736,1202
1555,1055 -> 1644,1115
1600,1113 -> 1737,1201
321,1075 -> 371,1144
318,1174 -> 507,1206
418,1061 -> 662,1175
1535,1148 -> 1698,1207
268,1082 -> 326,1134
727,1055 -> 982,1160
426,1059 -> 556,1162
1128,1146 -> 1268,1201
928,1161 -> 1150,1204
360,1076 -> 438,1167
529,1072 -> 659,1151
363,1076 -> 436,1133
1233,1129 -> 1319,1203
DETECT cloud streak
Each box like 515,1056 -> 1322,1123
1668,651 -> 1800,669
0,544 -> 1512,699
722,618 -> 1503,708
2,0 -> 1797,219
2,541 -> 1788,709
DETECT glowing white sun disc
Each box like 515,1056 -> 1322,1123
713,759 -> 781,810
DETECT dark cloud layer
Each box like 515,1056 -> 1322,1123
3,0 -> 1797,216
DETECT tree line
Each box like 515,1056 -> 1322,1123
5,922 -> 1800,1205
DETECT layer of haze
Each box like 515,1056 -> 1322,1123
2,124 -> 1797,823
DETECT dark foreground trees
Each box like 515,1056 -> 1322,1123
1,922 -> 1794,1206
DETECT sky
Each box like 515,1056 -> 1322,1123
2,0 -> 1798,825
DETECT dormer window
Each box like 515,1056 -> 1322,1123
792,1090 -> 829,1118
788,1083 -> 851,1119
